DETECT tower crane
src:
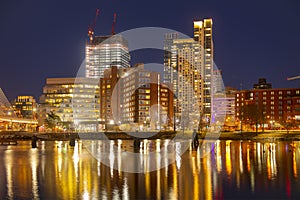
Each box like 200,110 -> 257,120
87,9 -> 100,44
111,13 -> 117,35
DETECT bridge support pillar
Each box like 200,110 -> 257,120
31,135 -> 37,148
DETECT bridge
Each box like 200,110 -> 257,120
0,88 -> 38,131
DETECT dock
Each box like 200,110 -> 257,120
0,139 -> 18,145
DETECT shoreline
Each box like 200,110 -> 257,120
1,131 -> 300,142
214,131 -> 300,141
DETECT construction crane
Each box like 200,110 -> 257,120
287,75 -> 300,81
87,9 -> 100,44
111,13 -> 117,35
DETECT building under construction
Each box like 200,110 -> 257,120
85,10 -> 130,79
85,35 -> 130,78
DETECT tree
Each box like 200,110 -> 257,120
280,117 -> 296,134
44,111 -> 62,132
243,103 -> 260,133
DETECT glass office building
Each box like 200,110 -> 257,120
85,35 -> 130,78
41,78 -> 100,132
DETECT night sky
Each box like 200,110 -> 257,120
0,0 -> 299,101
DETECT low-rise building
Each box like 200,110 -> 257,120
212,87 -> 237,131
12,96 -> 37,119
235,79 -> 300,129
40,77 -> 100,132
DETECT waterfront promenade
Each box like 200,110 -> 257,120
1,130 -> 300,142
217,130 -> 300,141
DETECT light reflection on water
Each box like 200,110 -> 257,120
0,140 -> 300,199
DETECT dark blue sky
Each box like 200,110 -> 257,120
0,0 -> 299,101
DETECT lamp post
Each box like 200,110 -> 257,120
240,120 -> 242,134
173,106 -> 176,132
240,106 -> 243,134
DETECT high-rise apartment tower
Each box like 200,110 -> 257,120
164,18 -> 214,127
193,19 -> 213,117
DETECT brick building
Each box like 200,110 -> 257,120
235,79 -> 300,129
100,64 -> 174,130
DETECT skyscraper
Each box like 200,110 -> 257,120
194,19 -> 213,117
212,69 -> 224,94
85,35 -> 130,78
85,34 -> 130,130
164,37 -> 202,123
164,18 -> 214,128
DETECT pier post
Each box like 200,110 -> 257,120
192,129 -> 199,149
69,134 -> 75,147
31,135 -> 37,148
133,137 -> 141,151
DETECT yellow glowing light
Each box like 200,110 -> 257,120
194,21 -> 203,28
293,150 -> 298,178
204,18 -> 213,25
225,141 -> 232,175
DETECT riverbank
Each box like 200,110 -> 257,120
215,131 -> 300,141
1,130 -> 300,142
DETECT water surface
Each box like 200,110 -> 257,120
0,140 -> 299,199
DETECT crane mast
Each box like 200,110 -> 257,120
111,13 -> 117,35
87,9 -> 100,44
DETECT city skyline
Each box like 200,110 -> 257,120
1,1 -> 300,199
1,0 -> 300,101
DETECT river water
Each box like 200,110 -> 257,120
0,139 -> 299,199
